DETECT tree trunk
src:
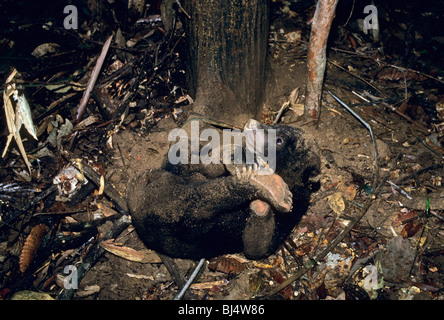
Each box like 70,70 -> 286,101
304,0 -> 339,123
183,0 -> 269,127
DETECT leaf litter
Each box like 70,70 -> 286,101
0,0 -> 443,300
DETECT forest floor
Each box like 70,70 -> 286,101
0,0 -> 443,300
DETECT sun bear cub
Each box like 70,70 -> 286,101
127,119 -> 320,260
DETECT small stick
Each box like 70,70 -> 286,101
0,184 -> 58,231
273,101 -> 290,125
174,258 -> 206,300
388,180 -> 412,200
381,101 -> 429,133
328,91 -> 379,187
76,35 -> 113,122
328,60 -> 383,95
390,65 -> 408,100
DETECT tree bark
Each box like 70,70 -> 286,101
183,0 -> 269,127
304,0 -> 339,123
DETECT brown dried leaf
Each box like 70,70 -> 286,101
294,242 -> 314,256
99,239 -> 162,263
327,192 -> 345,214
190,279 -> 229,291
393,209 -> 420,226
208,255 -> 248,274
270,269 -> 293,299
284,30 -> 302,43
341,185 -> 357,201
400,220 -> 423,239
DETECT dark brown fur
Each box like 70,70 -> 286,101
127,123 -> 320,260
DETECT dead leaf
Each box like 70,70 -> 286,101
75,285 -> 101,298
270,269 -> 293,299
341,185 -> 357,201
400,220 -> 423,239
13,90 -> 37,140
284,30 -> 302,43
97,202 -> 118,217
100,239 -> 162,263
190,279 -> 229,291
2,69 -> 37,176
376,67 -> 427,82
208,255 -> 248,274
290,103 -> 304,117
327,192 -> 345,214
31,43 -> 60,57
294,242 -> 314,256
253,261 -> 273,269
393,209 -> 420,226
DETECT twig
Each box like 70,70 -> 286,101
381,101 -> 429,133
409,203 -> 430,277
157,253 -> 198,300
328,91 -> 379,187
157,253 -> 188,287
351,91 -> 370,103
76,35 -> 113,122
360,91 -> 430,133
330,47 -> 444,85
328,60 -> 383,95
388,180 -> 412,199
274,88 -> 299,125
174,258 -> 206,300
430,210 -> 444,223
35,92 -> 79,123
342,0 -> 355,28
175,0 -> 191,19
273,101 -> 290,125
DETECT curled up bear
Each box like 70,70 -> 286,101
127,119 -> 320,260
